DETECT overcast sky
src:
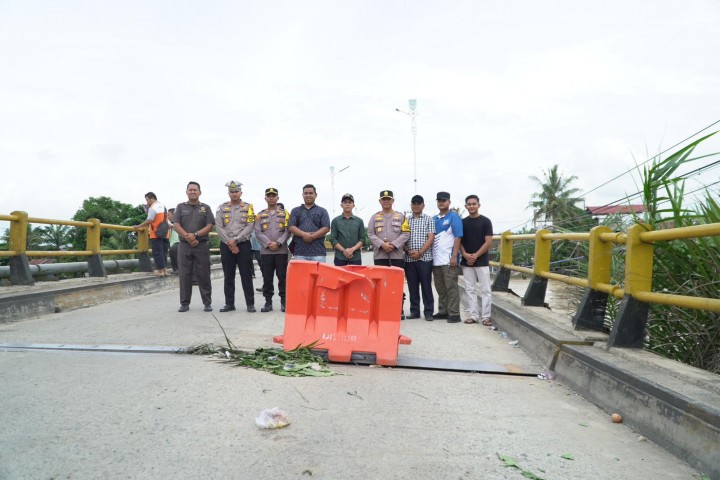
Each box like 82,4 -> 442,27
2,0 -> 719,232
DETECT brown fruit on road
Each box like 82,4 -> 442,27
611,413 -> 623,423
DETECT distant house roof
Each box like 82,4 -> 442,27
586,205 -> 645,216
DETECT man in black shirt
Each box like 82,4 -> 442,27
459,195 -> 494,325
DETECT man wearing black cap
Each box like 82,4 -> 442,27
215,180 -> 256,313
404,195 -> 435,320
432,191 -> 464,323
330,193 -> 366,266
255,188 -> 290,312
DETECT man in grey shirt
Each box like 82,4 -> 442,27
215,180 -> 256,313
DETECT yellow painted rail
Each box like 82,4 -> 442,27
491,223 -> 720,314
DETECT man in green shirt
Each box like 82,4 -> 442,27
329,193 -> 366,266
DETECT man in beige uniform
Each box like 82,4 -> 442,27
367,190 -> 410,318
254,187 -> 290,313
215,180 -> 256,312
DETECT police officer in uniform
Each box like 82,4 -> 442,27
367,190 -> 411,318
215,181 -> 256,312
254,187 -> 290,312
173,181 -> 215,312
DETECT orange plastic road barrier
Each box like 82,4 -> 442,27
273,261 -> 411,366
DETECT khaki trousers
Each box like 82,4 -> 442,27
432,265 -> 460,316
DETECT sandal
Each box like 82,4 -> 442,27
481,319 -> 493,326
464,318 -> 479,324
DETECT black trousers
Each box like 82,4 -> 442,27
404,260 -> 434,316
178,241 -> 211,306
151,238 -> 169,270
220,241 -> 254,307
374,258 -> 406,314
260,253 -> 288,303
334,258 -> 362,266
373,258 -> 405,268
169,242 -> 179,272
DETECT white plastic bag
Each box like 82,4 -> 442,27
255,407 -> 290,429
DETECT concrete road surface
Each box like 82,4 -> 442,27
0,274 -> 703,479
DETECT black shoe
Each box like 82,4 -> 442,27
447,315 -> 461,323
281,304 -> 286,312
204,305 -> 213,312
255,287 -> 263,292
178,305 -> 189,312
424,313 -> 434,321
219,305 -> 236,312
401,314 -> 406,320
407,314 -> 421,319
432,312 -> 449,319
261,302 -> 273,313
247,305 -> 256,313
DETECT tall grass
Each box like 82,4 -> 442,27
629,134 -> 719,372
564,133 -> 719,372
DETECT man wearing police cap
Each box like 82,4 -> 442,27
368,190 -> 410,317
254,187 -> 290,312
215,181 -> 257,312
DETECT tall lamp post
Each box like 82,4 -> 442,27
396,98 -> 419,194
330,165 -> 350,216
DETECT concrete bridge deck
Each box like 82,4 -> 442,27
0,268 -> 717,479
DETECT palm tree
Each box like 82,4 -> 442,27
528,164 -> 583,226
35,225 -> 73,251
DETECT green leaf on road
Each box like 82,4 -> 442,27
561,453 -> 575,460
497,454 -> 519,468
521,471 -> 544,480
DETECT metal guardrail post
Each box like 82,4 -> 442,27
522,229 -> 550,306
86,218 -> 107,277
8,211 -> 34,285
573,226 -> 612,331
491,231 -> 512,291
609,223 -> 653,348
135,228 -> 153,272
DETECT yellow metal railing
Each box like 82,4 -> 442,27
1,211 -> 221,260
490,223 -> 720,314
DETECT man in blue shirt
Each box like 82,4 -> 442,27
432,191 -> 463,323
288,184 -> 331,262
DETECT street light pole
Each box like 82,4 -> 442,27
330,165 -> 350,216
396,98 -> 419,194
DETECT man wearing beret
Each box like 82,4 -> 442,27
215,180 -> 256,313
254,187 -> 290,312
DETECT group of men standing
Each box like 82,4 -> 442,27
330,189 -> 494,325
144,180 -> 493,325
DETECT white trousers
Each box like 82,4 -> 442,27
461,265 -> 492,320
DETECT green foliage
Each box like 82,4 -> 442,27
70,196 -> 145,250
630,133 -> 719,372
511,225 -> 535,267
33,224 -> 73,251
185,317 -> 337,377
